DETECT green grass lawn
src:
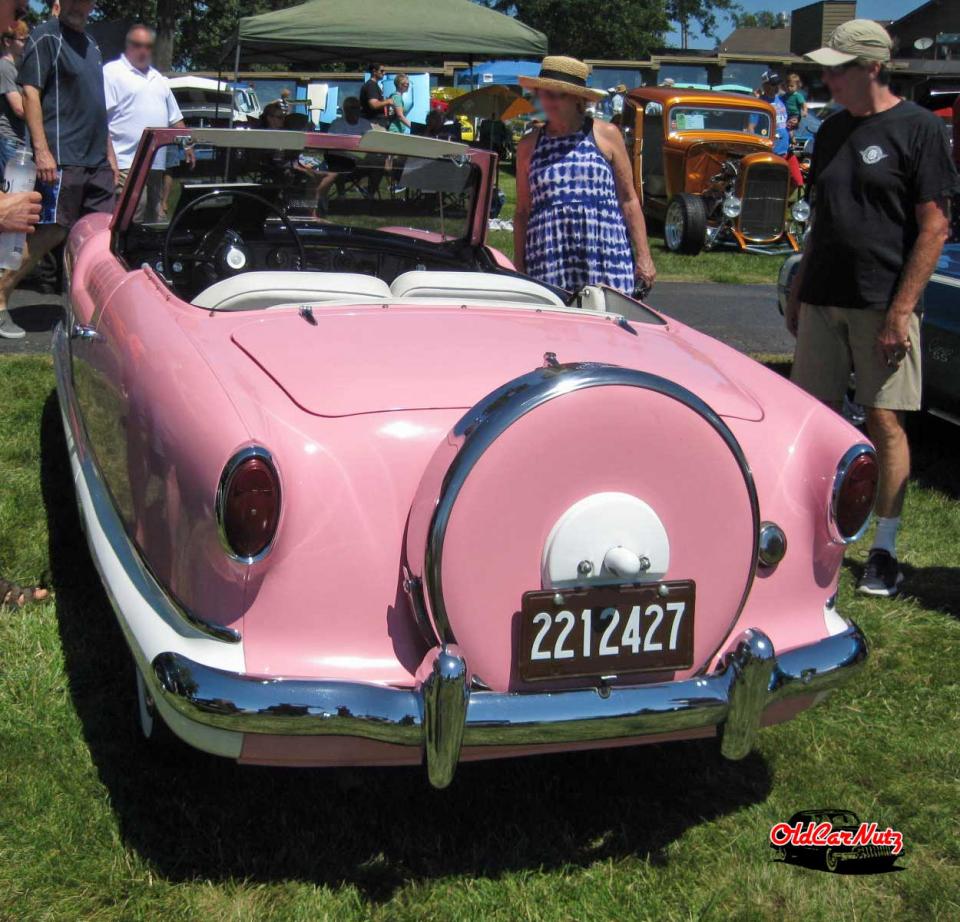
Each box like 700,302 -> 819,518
1,355 -> 958,921
489,171 -> 780,286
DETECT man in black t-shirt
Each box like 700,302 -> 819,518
359,62 -> 392,126
787,20 -> 957,598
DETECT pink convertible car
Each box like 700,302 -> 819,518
55,128 -> 875,788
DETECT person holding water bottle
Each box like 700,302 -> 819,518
0,0 -> 116,339
0,0 -> 40,339
0,3 -> 48,612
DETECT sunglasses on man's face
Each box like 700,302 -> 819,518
538,89 -> 570,101
128,40 -> 154,50
823,61 -> 859,78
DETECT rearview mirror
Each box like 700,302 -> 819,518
644,102 -> 663,117
401,157 -> 471,194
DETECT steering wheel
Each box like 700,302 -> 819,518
162,189 -> 307,287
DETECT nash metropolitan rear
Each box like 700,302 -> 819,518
57,128 -> 872,788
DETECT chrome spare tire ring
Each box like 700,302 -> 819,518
420,362 -> 761,677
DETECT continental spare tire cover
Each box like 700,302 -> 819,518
405,363 -> 758,693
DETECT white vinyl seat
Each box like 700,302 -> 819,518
390,270 -> 565,307
192,271 -> 391,311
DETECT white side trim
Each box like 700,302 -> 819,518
823,602 -> 849,637
55,329 -> 244,676
153,683 -> 243,758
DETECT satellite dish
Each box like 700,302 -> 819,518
915,37 -> 934,50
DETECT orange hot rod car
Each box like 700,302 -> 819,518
620,87 -> 808,255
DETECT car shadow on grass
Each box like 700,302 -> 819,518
39,392 -> 773,901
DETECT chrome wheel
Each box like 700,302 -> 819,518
825,848 -> 840,872
664,200 -> 684,251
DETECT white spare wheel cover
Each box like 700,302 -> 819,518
405,363 -> 759,693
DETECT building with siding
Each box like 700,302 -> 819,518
790,1 -> 857,57
888,0 -> 960,59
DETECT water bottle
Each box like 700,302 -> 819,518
0,147 -> 37,271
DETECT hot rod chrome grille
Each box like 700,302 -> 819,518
740,163 -> 789,241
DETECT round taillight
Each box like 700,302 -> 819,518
830,446 -> 878,544
217,449 -> 280,561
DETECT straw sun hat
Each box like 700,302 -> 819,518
519,56 -> 607,101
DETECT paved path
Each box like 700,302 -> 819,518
635,281 -> 792,356
0,282 -> 790,358
1,291 -> 63,355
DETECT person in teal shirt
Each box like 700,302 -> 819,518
388,73 -> 412,134
783,73 -> 807,131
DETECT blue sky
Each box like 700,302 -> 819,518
671,0 -> 928,49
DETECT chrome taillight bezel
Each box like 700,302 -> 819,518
828,443 -> 878,545
216,445 -> 281,564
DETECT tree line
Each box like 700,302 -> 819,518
89,1 -> 760,72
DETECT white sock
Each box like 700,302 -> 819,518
872,517 -> 900,557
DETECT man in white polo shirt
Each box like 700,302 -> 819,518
103,23 -> 193,222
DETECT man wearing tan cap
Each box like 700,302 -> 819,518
786,20 -> 957,597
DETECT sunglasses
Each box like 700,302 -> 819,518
128,40 -> 154,50
538,89 -> 570,101
823,61 -> 859,77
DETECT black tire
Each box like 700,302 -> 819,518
824,847 -> 840,872
663,193 -> 707,255
136,666 -> 177,749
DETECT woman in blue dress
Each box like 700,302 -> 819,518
515,57 -> 656,296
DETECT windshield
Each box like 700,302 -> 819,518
119,132 -> 483,304
669,105 -> 772,139
131,136 -> 478,242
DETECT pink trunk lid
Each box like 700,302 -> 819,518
230,305 -> 764,421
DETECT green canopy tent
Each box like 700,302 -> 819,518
228,0 -> 548,68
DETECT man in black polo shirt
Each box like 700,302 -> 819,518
786,20 -> 957,597
359,63 -> 392,126
0,0 -> 117,337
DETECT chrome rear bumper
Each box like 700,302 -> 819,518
152,622 -> 867,788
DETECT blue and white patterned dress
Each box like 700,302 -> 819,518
525,118 -> 634,293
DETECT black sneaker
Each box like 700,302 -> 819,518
857,549 -> 904,598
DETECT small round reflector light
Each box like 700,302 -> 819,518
217,448 -> 281,562
758,521 -> 787,567
830,446 -> 878,544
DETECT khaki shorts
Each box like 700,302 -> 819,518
117,168 -> 164,224
791,303 -> 922,411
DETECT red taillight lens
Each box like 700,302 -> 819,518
218,453 -> 280,560
832,449 -> 878,542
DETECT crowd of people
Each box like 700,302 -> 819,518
0,7 -> 954,604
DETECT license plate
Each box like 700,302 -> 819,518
517,581 -> 695,682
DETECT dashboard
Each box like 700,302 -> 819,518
121,220 -> 487,302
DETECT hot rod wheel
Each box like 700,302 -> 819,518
664,193 -> 708,255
